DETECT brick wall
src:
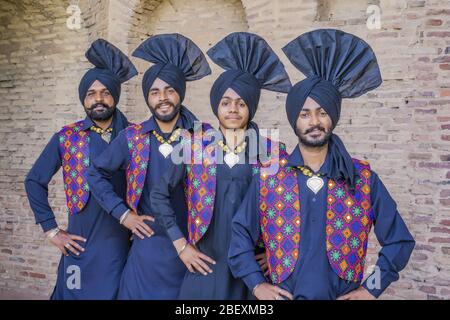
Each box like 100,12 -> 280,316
0,0 -> 448,299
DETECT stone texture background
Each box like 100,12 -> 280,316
0,0 -> 449,299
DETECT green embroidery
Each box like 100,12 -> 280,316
352,207 -> 362,216
334,218 -> 344,230
208,166 -> 216,176
267,208 -> 276,219
350,237 -> 360,249
346,270 -> 354,281
268,178 -> 276,188
204,196 -> 213,206
284,224 -> 294,235
192,179 -> 200,189
283,256 -> 292,268
335,188 -> 345,199
269,240 -> 277,251
330,250 -> 341,262
284,192 -> 294,203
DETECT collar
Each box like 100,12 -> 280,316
82,117 -> 94,131
286,144 -> 332,177
140,112 -> 189,134
82,117 -> 113,131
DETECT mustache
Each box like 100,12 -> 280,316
304,125 -> 326,134
89,102 -> 110,110
156,101 -> 175,109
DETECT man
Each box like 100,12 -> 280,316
228,29 -> 415,300
151,32 -> 291,299
86,34 -> 211,299
25,39 -> 137,299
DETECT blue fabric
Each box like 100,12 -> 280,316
210,70 -> 261,120
142,63 -> 187,103
286,76 -> 341,130
86,112 -> 197,299
132,33 -> 211,105
24,114 -> 131,300
78,39 -> 137,105
79,68 -> 121,105
228,145 -> 415,300
151,133 -> 265,299
208,32 -> 291,120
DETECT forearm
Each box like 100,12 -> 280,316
150,163 -> 186,241
86,133 -> 130,220
24,134 -> 61,232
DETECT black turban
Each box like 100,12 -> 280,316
282,29 -> 382,190
207,32 -> 291,121
132,33 -> 211,106
78,39 -> 137,105
283,29 -> 382,130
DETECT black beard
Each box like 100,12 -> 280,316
298,125 -> 332,148
149,101 -> 181,122
85,103 -> 115,121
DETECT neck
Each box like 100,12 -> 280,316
156,112 -> 180,133
298,142 -> 328,173
220,125 -> 246,150
93,117 -> 113,131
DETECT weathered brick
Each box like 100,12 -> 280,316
0,0 -> 449,301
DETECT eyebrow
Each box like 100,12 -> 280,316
87,88 -> 108,93
301,107 -> 324,112
149,86 -> 173,91
221,96 -> 243,101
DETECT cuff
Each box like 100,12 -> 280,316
242,271 -> 266,292
361,270 -> 391,299
111,203 -> 130,221
167,226 -> 184,242
40,218 -> 58,233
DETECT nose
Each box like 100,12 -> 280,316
94,92 -> 103,102
229,101 -> 239,113
309,113 -> 320,127
160,91 -> 167,101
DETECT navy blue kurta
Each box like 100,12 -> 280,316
151,143 -> 258,300
25,116 -> 130,300
86,115 -> 190,300
228,145 -> 415,300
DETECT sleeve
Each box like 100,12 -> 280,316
150,162 -> 187,241
362,171 -> 416,298
24,133 -> 62,232
228,175 -> 266,291
86,130 -> 131,220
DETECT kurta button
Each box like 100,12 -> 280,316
312,198 -> 316,202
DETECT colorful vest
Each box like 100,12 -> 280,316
125,124 -> 151,211
184,136 -> 278,244
259,146 -> 373,284
124,122 -> 214,215
58,121 -> 90,214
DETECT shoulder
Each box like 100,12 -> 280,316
57,120 -> 85,135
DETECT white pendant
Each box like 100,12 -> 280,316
101,132 -> 112,144
224,152 -> 240,168
158,143 -> 173,158
306,175 -> 324,194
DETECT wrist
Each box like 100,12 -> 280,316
46,227 -> 61,239
174,238 -> 188,255
119,209 -> 131,225
252,282 -> 263,296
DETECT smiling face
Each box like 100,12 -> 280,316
83,80 -> 116,121
217,88 -> 250,131
147,78 -> 181,122
296,97 -> 333,148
